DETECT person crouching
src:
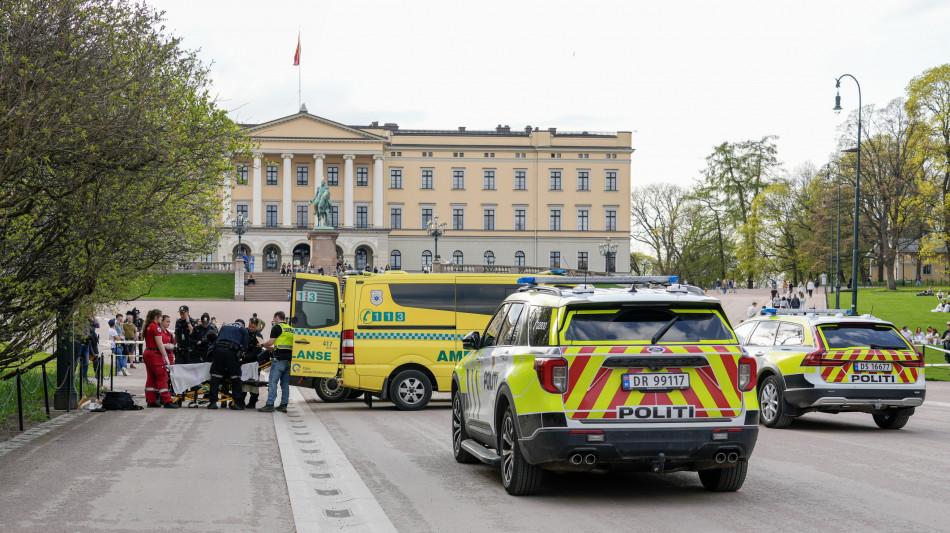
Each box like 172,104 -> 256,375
208,319 -> 249,410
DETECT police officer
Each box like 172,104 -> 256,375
191,312 -> 218,363
208,319 -> 249,410
174,305 -> 197,364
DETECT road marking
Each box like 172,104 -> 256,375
273,385 -> 396,533
924,400 -> 950,408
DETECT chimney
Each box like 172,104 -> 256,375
548,127 -> 557,135
371,121 -> 379,127
496,124 -> 510,133
458,126 -> 466,132
525,125 -> 532,135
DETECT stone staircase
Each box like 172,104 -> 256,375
243,271 -> 294,301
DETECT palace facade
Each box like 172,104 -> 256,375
215,109 -> 633,273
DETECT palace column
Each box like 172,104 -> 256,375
343,154 -> 355,228
373,154 -> 384,228
252,153 -> 262,226
281,153 -> 293,227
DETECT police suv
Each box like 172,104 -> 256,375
735,309 -> 926,429
451,276 -> 759,495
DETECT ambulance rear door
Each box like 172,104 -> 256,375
290,275 -> 343,379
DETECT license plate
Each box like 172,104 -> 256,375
854,361 -> 892,372
622,372 -> 689,391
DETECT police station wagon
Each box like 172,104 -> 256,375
452,276 -> 759,495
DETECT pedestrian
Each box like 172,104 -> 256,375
108,319 -> 129,376
806,279 -> 815,298
132,308 -> 144,363
790,293 -> 801,309
174,305 -> 196,364
207,319 -> 249,410
913,327 -> 925,344
191,312 -> 217,363
143,309 -> 179,408
241,316 -> 268,409
258,311 -> 293,413
122,312 -> 138,369
317,264 -> 324,275
75,315 -> 100,384
160,315 -> 175,364
747,301 -> 758,318
942,322 -> 950,364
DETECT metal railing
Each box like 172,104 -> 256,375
172,261 -> 235,272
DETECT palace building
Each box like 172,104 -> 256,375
216,108 -> 632,273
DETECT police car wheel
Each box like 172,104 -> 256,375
758,375 -> 793,429
452,388 -> 477,464
314,378 -> 351,403
389,370 -> 432,411
500,405 -> 543,496
698,458 -> 748,492
872,411 -> 910,430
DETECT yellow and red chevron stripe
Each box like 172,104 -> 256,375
560,345 -> 745,420
820,349 -> 920,383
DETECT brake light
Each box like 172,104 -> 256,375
802,348 -> 825,366
903,346 -> 925,368
737,355 -> 756,392
341,329 -> 355,364
534,358 -> 568,394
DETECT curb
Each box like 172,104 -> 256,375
0,410 -> 86,458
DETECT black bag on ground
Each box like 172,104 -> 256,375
102,391 -> 142,411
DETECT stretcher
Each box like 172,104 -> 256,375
168,360 -> 270,407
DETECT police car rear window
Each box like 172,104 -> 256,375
818,324 -> 910,350
564,307 -> 733,343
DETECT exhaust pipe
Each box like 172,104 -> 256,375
584,453 -> 597,465
715,452 -> 726,464
569,453 -> 583,465
727,452 -> 739,463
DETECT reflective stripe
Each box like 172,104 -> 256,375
275,323 -> 294,350
145,387 -> 157,392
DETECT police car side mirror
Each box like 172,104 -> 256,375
462,331 -> 480,350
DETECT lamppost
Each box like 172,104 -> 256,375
426,214 -> 447,263
833,74 -> 862,315
599,237 -> 618,274
231,212 -> 250,267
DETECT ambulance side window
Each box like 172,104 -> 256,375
498,303 -> 524,346
482,304 -> 509,348
526,306 -> 554,347
457,284 -> 521,315
294,280 -> 340,328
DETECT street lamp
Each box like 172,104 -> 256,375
231,212 -> 250,266
599,237 -> 618,274
825,162 -> 843,308
833,74 -> 862,315
426,214 -> 447,262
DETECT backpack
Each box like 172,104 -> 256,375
102,391 -> 142,411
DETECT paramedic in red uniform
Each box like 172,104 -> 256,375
143,309 -> 180,409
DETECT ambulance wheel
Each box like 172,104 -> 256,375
389,370 -> 431,411
314,378 -> 351,403
500,405 -> 543,495
872,411 -> 910,430
758,375 -> 793,429
452,388 -> 477,464
699,459 -> 748,492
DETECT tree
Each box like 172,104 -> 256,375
699,136 -> 780,287
0,0 -> 252,372
629,183 -> 687,273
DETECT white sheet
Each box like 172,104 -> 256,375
167,362 -> 260,393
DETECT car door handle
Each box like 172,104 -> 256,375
295,340 -> 309,344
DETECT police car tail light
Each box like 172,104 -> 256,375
341,329 -> 355,364
737,355 -> 756,392
903,347 -> 925,368
534,358 -> 569,394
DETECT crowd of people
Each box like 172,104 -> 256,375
74,305 -> 296,413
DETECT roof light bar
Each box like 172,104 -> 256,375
761,308 -> 852,316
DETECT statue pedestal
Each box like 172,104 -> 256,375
308,229 -> 339,273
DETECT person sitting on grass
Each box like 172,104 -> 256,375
932,300 -> 946,313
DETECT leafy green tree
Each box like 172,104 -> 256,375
699,136 -> 780,287
0,0 -> 252,372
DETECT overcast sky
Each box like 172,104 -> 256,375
148,0 -> 950,188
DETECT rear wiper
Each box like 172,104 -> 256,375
650,316 -> 680,345
869,344 -> 906,350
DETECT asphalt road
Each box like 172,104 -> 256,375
300,383 -> 950,533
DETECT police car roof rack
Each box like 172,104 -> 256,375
760,308 -> 853,316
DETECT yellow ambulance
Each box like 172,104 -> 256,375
290,271 -> 522,410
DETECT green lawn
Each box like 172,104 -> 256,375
143,273 -> 234,299
836,287 -> 950,381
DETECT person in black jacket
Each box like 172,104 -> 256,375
207,320 -> 249,410
191,312 -> 218,363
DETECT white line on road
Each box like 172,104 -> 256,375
924,400 -> 950,408
273,385 -> 396,533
